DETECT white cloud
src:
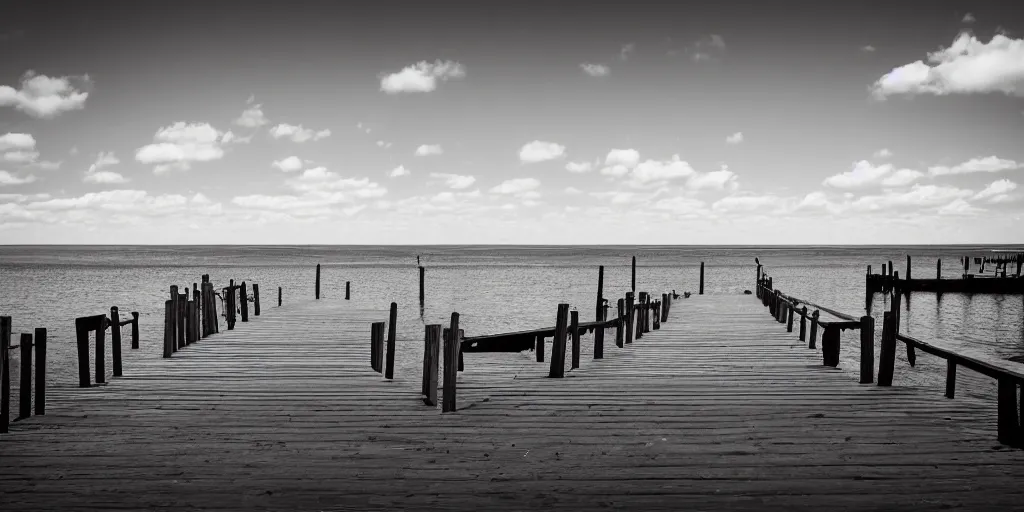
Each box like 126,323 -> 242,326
376,140 -> 393,149
871,32 -> 1024,99
938,198 -> 983,215
621,43 -> 636,61
415,144 -> 443,156
928,156 -> 1021,175
234,104 -> 269,128
0,133 -> 35,151
581,64 -> 610,77
389,165 -> 410,177
725,132 -> 744,144
851,184 -> 974,211
628,155 -> 695,187
32,160 -> 61,171
135,122 -> 227,173
490,178 -> 541,195
356,122 -> 372,134
565,161 -> 593,173
88,151 -> 119,173
519,141 -> 566,163
973,179 -> 1017,202
962,13 -> 975,23
881,168 -> 925,187
600,165 -> 631,177
2,151 -> 38,163
687,166 -> 739,191
379,60 -> 466,94
269,123 -> 331,143
823,160 -> 893,189
873,148 -> 892,158
286,168 -> 387,198
604,148 -> 640,168
0,171 -> 36,185
0,71 -> 90,118
272,156 -> 303,172
191,193 -> 211,204
84,171 -> 128,184
690,34 -> 727,62
430,172 -> 476,189
862,45 -> 877,52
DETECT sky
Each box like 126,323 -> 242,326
0,0 -> 1023,245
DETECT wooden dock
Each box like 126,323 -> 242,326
2,296 -> 1024,510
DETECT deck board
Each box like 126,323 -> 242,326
1,295 -> 1023,511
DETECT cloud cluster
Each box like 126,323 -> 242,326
581,64 -> 610,77
430,172 -> 475,189
269,123 -> 331,143
135,122 -> 240,174
0,71 -> 90,118
232,168 -> 388,220
725,132 -> 744,144
84,151 -> 128,184
519,141 -> 566,163
928,156 -> 1021,175
871,32 -> 1024,98
415,144 -> 443,156
272,156 -> 304,172
234,104 -> 269,128
380,60 -> 466,94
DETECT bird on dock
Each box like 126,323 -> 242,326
671,290 -> 680,299
683,292 -> 692,299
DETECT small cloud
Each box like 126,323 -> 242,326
620,43 -> 635,61
605,148 -> 640,168
862,45 -> 877,52
87,151 -> 119,174
0,70 -> 91,118
580,63 -> 610,77
938,198 -> 984,215
415,144 -> 443,156
356,122 -> 372,134
490,178 -> 541,195
389,165 -> 410,177
973,178 -> 1017,202
689,35 -> 727,62
2,150 -> 38,163
84,171 -> 128,184
725,132 -> 744,144
0,170 -> 37,185
379,60 -> 466,94
0,133 -> 36,151
519,140 -> 566,163
928,156 -> 1021,176
430,172 -> 475,189
873,148 -> 893,158
272,156 -> 303,172
565,161 -> 593,173
881,168 -> 924,187
69,146 -> 79,155
234,103 -> 269,128
962,13 -> 975,23
135,121 -> 227,173
376,140 -> 393,149
823,160 -> 892,189
269,123 -> 330,143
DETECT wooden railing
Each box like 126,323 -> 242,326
0,317 -> 47,433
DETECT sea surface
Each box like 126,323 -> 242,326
2,245 -> 1024,422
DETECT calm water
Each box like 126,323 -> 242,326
2,245 -> 1024,421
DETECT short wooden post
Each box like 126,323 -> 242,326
170,285 -> 179,351
315,264 -> 321,300
345,281 -> 350,300
549,304 -> 570,378
95,316 -> 106,384
615,298 -> 624,348
596,265 -> 604,322
877,311 -> 896,386
906,255 -> 912,281
419,266 -> 425,307
784,303 -> 793,332
594,323 -> 605,359
163,300 -> 173,358
385,302 -> 398,379
18,332 -> 31,419
211,286 -> 219,333
635,293 -> 645,340
252,283 -> 260,316
226,281 -> 235,331
34,327 -> 45,415
661,293 -> 669,322
0,317 -> 8,433
570,310 -> 580,370
821,324 -> 840,367
631,255 -> 636,292
937,259 -> 942,280
944,360 -> 956,398
699,261 -> 704,295
625,293 -> 634,345
278,286 -> 282,307
240,281 -> 249,322
178,292 -> 187,346
535,334 -> 545,362
997,379 -> 1019,446
131,312 -> 139,349
183,300 -> 193,346
859,316 -> 874,384
110,307 -> 122,377
423,324 -> 441,406
75,318 -> 91,385
653,301 -> 661,330
193,283 -> 200,338
370,322 -> 385,373
809,310 -> 819,349
442,313 -> 460,412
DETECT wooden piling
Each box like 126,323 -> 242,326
278,286 -> 282,307
346,281 -> 350,300
131,312 -> 139,349
799,306 -> 807,341
95,316 -> 106,384
996,379 -> 1019,446
535,334 -> 545,362
661,293 -> 669,322
419,266 -> 425,306
615,298 -> 624,348
653,301 -> 661,330
625,293 -> 634,345
385,302 -> 397,380
570,310 -> 580,370
162,300 -> 173,359
549,304 -> 570,378
877,311 -> 896,387
0,317 -> 8,433
315,264 -> 321,300
945,360 -> 956,398
34,327 -> 45,415
594,322 -> 604,359
423,325 -> 441,406
786,303 -> 794,332
635,293 -> 645,340
631,256 -> 636,292
809,310 -> 819,349
596,265 -> 604,322
442,313 -> 460,412
937,259 -> 942,280
370,322 -> 385,373
821,325 -> 840,367
110,307 -> 122,377
906,255 -> 912,281
226,281 -> 235,331
169,285 -> 179,351
253,284 -> 260,316
699,261 -> 705,295
240,281 -> 249,322
18,332 -> 31,419
859,315 -> 874,384
177,293 -> 187,346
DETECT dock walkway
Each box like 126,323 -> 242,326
2,296 -> 1023,510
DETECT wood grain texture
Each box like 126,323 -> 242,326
1,296 -> 1023,511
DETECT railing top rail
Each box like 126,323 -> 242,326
896,332 -> 1024,384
